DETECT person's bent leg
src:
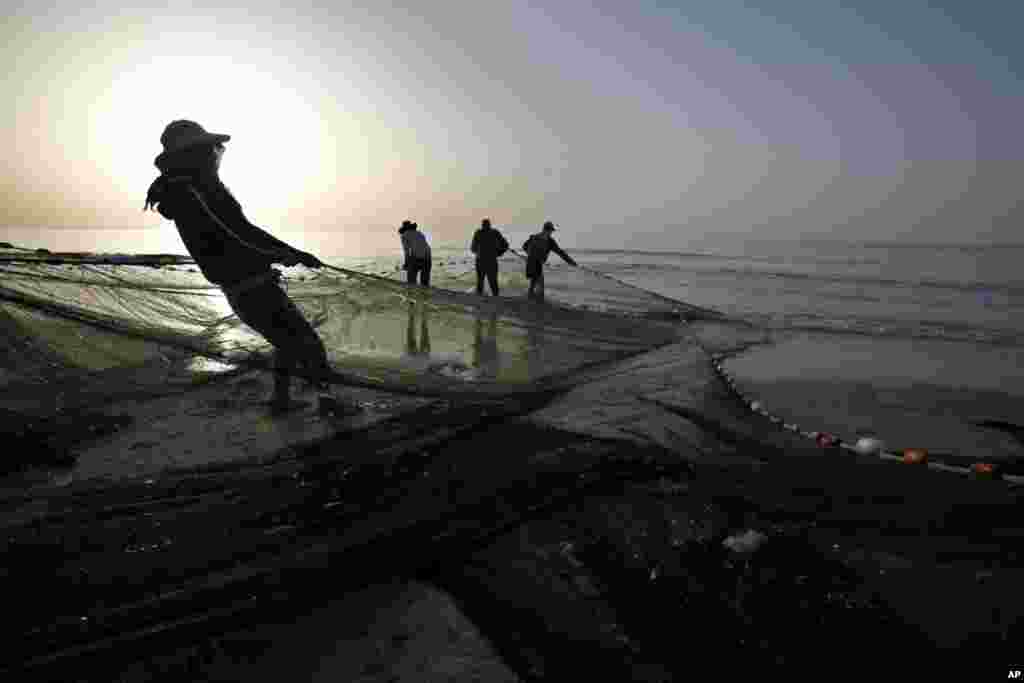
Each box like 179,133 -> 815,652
267,300 -> 330,409
292,322 -> 361,417
226,283 -> 300,409
229,280 -> 359,416
293,337 -> 345,415
406,262 -> 417,285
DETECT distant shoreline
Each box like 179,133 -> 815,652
6,228 -> 1024,258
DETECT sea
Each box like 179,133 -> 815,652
3,227 -> 1023,462
583,235 -> 1024,461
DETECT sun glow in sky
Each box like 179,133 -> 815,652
3,1 -> 1023,255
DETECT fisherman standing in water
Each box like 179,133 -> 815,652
144,120 -> 359,417
399,220 -> 432,286
522,221 -> 576,301
470,218 -> 509,296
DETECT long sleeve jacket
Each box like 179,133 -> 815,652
470,227 -> 509,264
522,233 -> 576,267
401,230 -> 432,261
147,175 -> 296,286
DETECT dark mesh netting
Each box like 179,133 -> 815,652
0,247 -> 718,421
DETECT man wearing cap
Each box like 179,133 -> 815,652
144,119 -> 358,418
522,221 -> 576,301
398,220 -> 432,286
470,218 -> 509,296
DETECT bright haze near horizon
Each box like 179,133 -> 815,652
2,1 -> 1022,256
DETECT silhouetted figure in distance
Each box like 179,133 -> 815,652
522,221 -> 576,301
470,218 -> 509,296
399,220 -> 432,286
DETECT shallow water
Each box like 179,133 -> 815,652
3,235 -> 1020,464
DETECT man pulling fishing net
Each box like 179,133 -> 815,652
143,120 -> 360,417
522,221 -> 577,302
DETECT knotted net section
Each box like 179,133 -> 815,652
0,247 -> 716,420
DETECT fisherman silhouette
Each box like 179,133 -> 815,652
522,221 -> 576,302
144,120 -> 359,417
470,218 -> 509,296
399,220 -> 432,286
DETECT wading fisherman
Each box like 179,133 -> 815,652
470,218 -> 509,296
522,221 -> 576,301
399,220 -> 432,286
144,120 -> 359,417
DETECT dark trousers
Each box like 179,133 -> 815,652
527,268 -> 545,301
225,279 -> 330,392
406,257 -> 431,286
476,260 -> 499,295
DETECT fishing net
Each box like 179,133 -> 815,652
0,245 -> 717,421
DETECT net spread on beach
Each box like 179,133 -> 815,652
0,248 -> 716,419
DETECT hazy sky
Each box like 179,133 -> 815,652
2,1 -> 1022,253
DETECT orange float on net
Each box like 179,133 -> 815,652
902,449 -> 928,465
972,462 -> 999,477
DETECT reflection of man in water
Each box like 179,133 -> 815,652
472,311 -> 501,380
405,301 -> 431,356
523,315 -> 547,380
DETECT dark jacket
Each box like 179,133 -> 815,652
146,175 -> 295,286
470,227 -> 509,264
522,233 -> 575,269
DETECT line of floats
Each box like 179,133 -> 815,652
705,351 -> 1023,486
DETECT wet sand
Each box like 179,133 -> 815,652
1,324 -> 1022,680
